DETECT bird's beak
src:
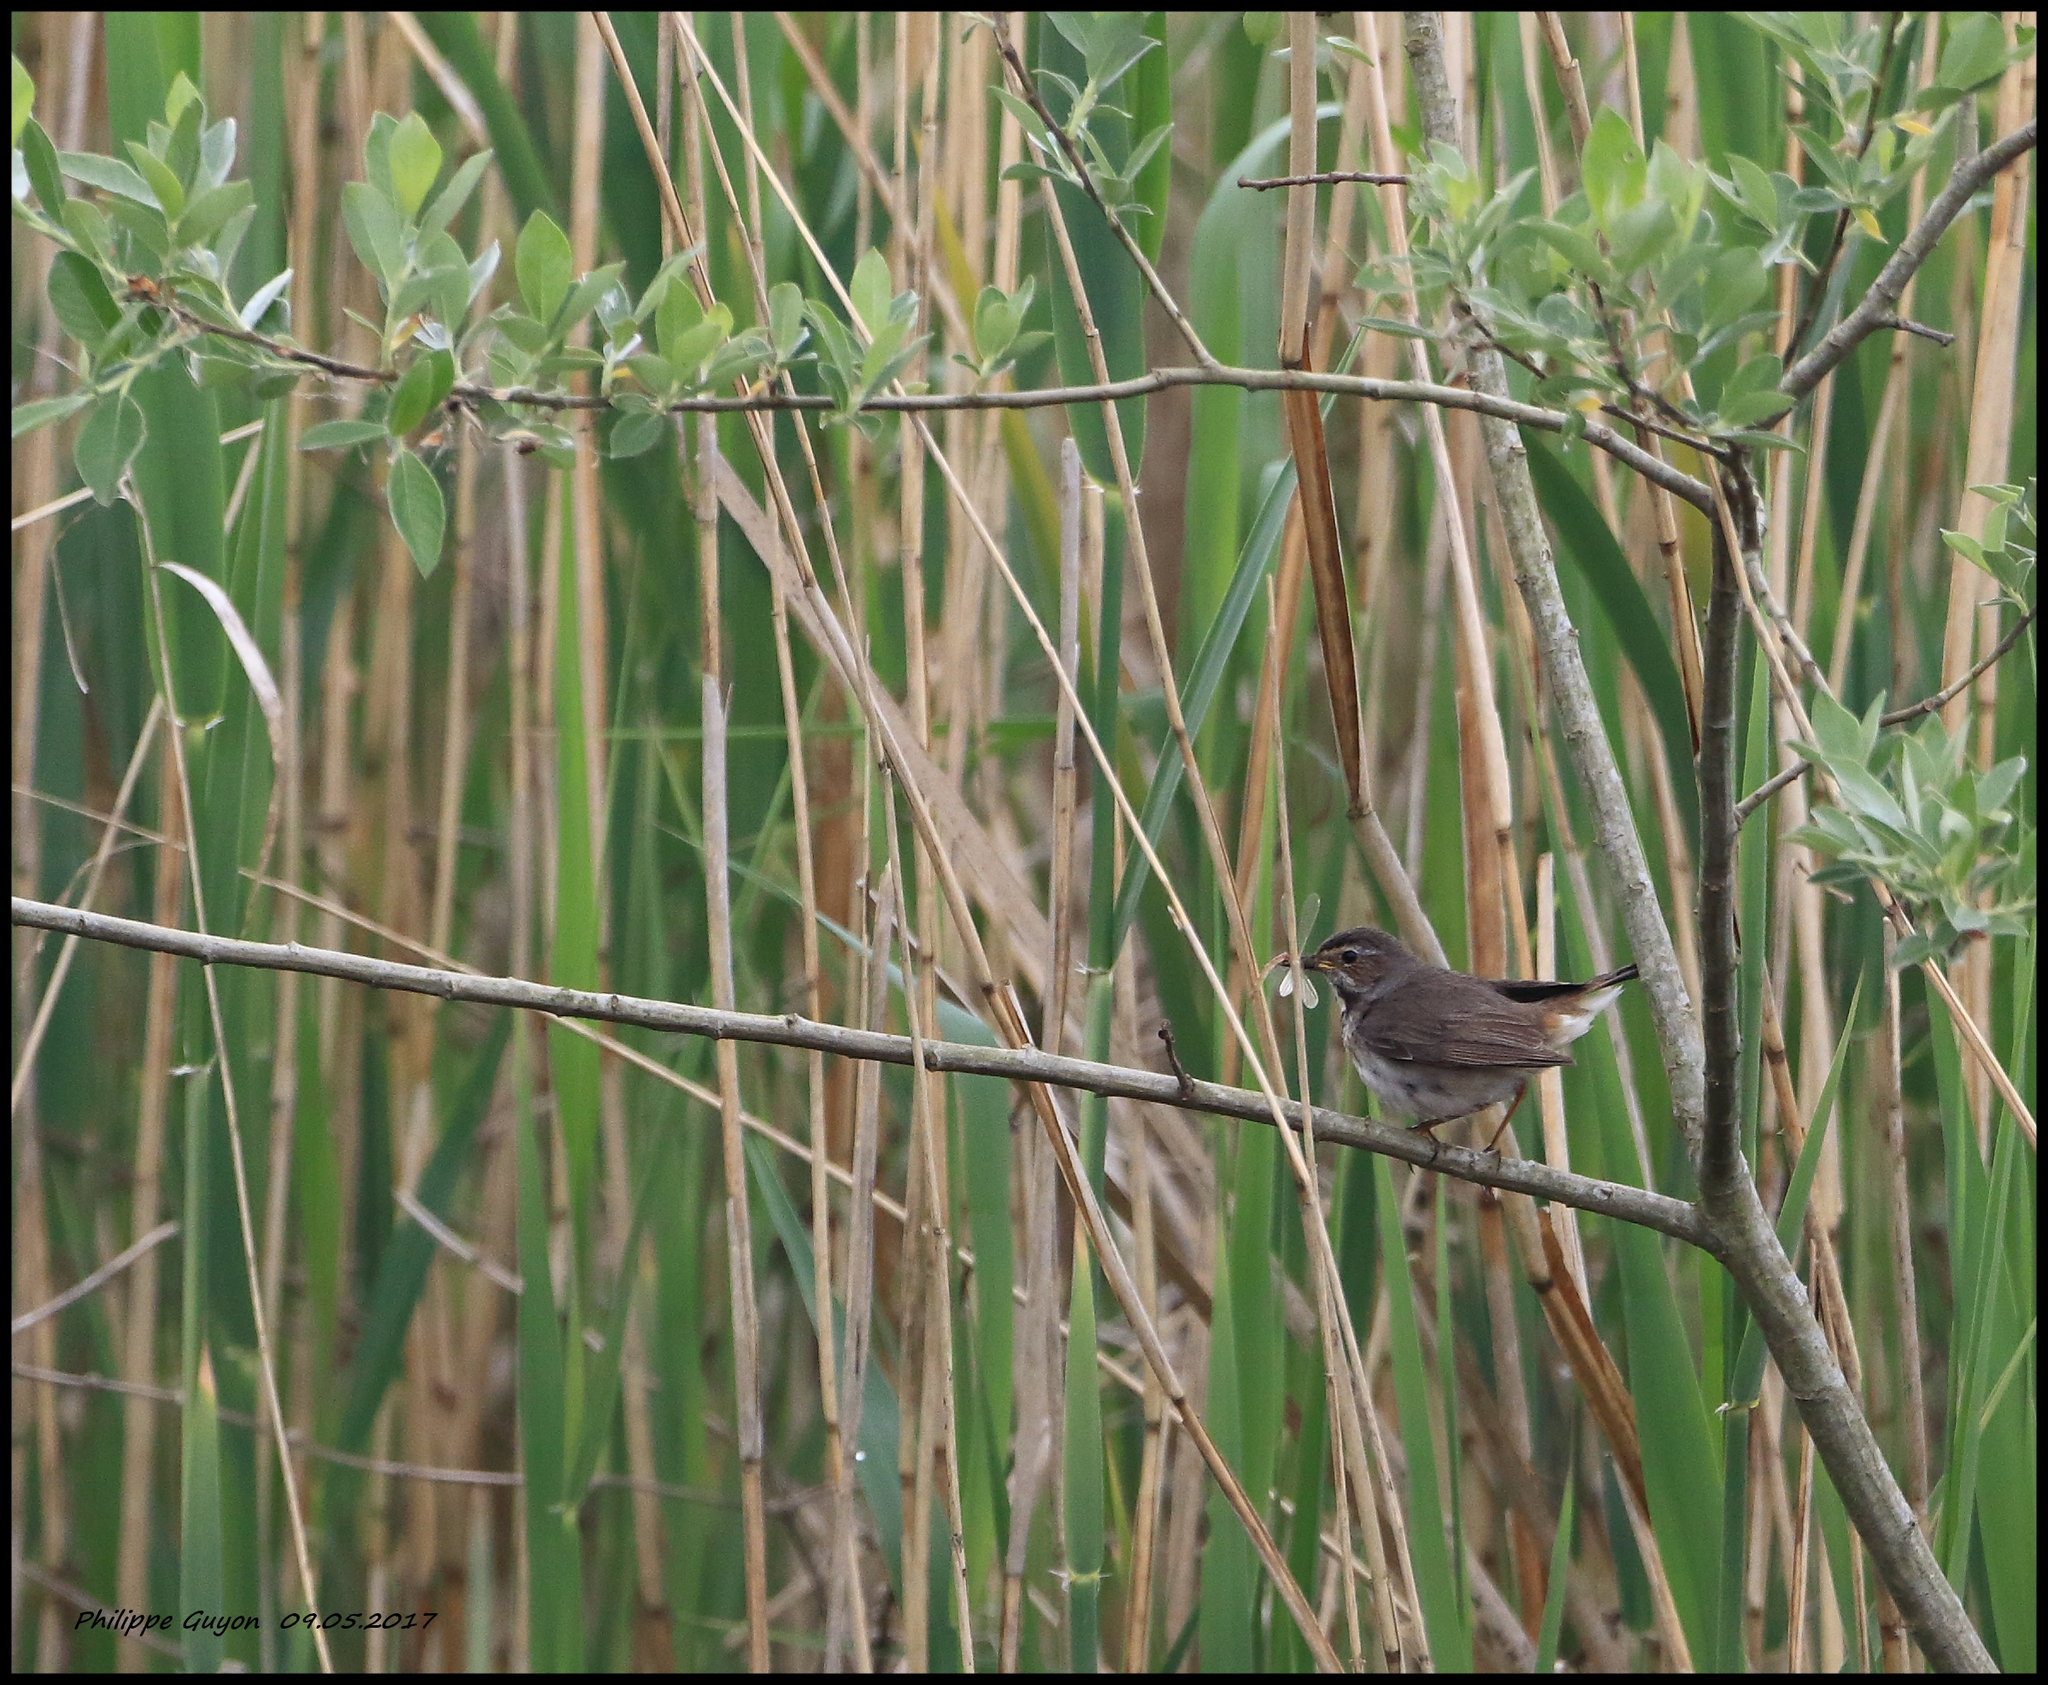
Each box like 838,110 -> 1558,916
1300,948 -> 1333,972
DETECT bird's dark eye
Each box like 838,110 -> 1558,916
1342,948 -> 1358,964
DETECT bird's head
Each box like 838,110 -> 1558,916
1303,926 -> 1415,1004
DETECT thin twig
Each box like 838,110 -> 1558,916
1781,120 -> 2037,401
105,292 -> 1721,507
11,1222 -> 181,1335
1238,168 -> 1409,189
1877,315 -> 1954,347
11,893 -> 1719,1253
987,13 -> 1216,368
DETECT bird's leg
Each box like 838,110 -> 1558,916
1483,1081 -> 1531,1155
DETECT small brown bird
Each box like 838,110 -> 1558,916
1296,926 -> 1638,1149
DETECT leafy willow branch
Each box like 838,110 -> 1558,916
1780,118 -> 2036,401
1734,602 -> 2037,828
1782,10 -> 1906,363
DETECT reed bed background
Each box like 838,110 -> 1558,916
11,11 -> 2035,1672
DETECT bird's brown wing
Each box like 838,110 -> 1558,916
1356,996 -> 1572,1069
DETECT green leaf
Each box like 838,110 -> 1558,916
1608,197 -> 1679,277
1532,218 -> 1614,287
74,389 -> 147,505
58,148 -> 160,205
803,301 -> 859,412
1807,687 -> 1866,766
163,69 -> 202,130
1890,930 -> 1944,969
850,246 -> 892,339
630,245 -> 700,322
124,139 -> 185,220
20,116 -> 64,217
655,279 -> 705,367
1701,244 -> 1767,332
362,110 -> 398,206
57,200 -> 113,270
515,208 -> 573,326
623,352 -> 675,394
664,319 -> 725,381
860,315 -> 908,385
1582,106 -> 1645,232
1728,154 -> 1777,229
1718,349 -> 1784,411
768,279 -> 805,360
11,53 -> 31,148
1976,757 -> 2025,819
297,418 -> 390,451
106,197 -> 172,263
163,85 -> 202,189
1718,388 -> 1793,429
387,110 -> 443,220
551,261 -> 628,339
340,180 -> 404,288
387,348 -> 455,438
386,444 -> 446,576
176,177 -> 252,249
196,114 -> 236,194
412,230 -> 471,329
12,392 -> 94,438
973,284 -> 1019,365
48,250 -> 122,352
1936,12 -> 2016,93
466,239 -> 500,309
418,147 -> 492,240
606,409 -> 665,459
702,331 -> 772,391
1648,139 -> 1704,242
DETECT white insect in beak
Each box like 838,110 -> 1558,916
1278,965 -> 1319,1008
1269,954 -> 1318,1007
1273,891 -> 1322,1007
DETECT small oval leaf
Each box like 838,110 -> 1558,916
387,444 -> 446,577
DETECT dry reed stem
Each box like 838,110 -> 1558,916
1943,24 -> 2032,1147
132,491 -> 334,1672
1878,923 -> 1931,1544
1115,936 -> 1170,1672
121,764 -> 179,1672
12,20 -> 94,1662
881,769 -> 976,1667
1022,112 -> 1370,1337
697,350 -> 772,1680
891,26 -> 947,1659
1018,106 -> 1386,1667
833,847 -> 893,1670
1271,641 -> 1381,1666
1831,25 -> 1942,698
1365,15 -> 1521,990
1372,27 -> 1674,1630
654,45 -> 1359,1658
1764,85 -> 1844,1232
1565,11 -> 1708,745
